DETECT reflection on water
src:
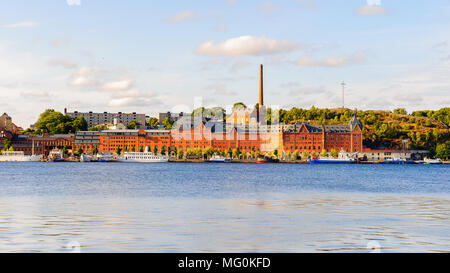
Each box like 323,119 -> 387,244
0,163 -> 449,252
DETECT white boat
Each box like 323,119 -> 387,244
80,154 -> 92,162
117,152 -> 168,163
423,157 -> 443,164
209,155 -> 231,163
0,151 -> 42,162
309,151 -> 357,164
96,152 -> 114,162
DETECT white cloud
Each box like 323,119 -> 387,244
355,2 -> 388,16
101,79 -> 134,91
3,21 -> 38,28
47,58 -> 78,69
296,51 -> 366,67
68,67 -> 99,87
195,35 -> 303,57
108,97 -> 136,107
165,10 -> 195,24
67,0 -> 81,6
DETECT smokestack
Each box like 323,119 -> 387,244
259,64 -> 264,107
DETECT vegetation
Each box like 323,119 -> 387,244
147,117 -> 159,127
77,147 -> 83,155
262,106 -> 450,155
177,149 -> 184,159
115,146 -> 122,156
127,121 -> 141,129
162,117 -> 174,129
436,141 -> 450,159
2,139 -> 12,151
330,149 -> 339,158
62,145 -> 68,155
92,146 -> 98,155
29,109 -> 88,134
89,124 -> 108,131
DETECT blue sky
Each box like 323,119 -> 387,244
1,0 -> 450,127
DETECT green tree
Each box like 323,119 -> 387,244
303,151 -> 310,158
3,139 -> 12,151
321,149 -> 328,158
161,145 -> 166,155
33,109 -> 87,134
139,146 -> 144,153
177,149 -> 184,159
162,117 -> 174,129
92,146 -> 98,155
153,146 -> 158,155
232,102 -> 247,111
330,149 -> 339,158
115,146 -> 122,156
127,121 -> 141,129
394,108 -> 407,115
148,117 -> 159,127
204,146 -> 214,158
286,151 -> 292,160
89,124 -> 108,131
232,148 -> 240,159
131,146 -> 136,152
62,145 -> 68,155
77,147 -> 84,155
436,141 -> 450,159
293,150 -> 300,160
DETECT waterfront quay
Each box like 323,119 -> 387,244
0,113 -> 436,163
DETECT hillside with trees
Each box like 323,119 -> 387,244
270,106 -> 450,156
22,109 -> 88,134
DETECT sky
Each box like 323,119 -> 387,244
1,0 -> 450,128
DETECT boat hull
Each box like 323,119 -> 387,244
117,159 -> 168,163
308,159 -> 356,164
0,155 -> 42,162
209,159 -> 231,163
381,160 -> 416,164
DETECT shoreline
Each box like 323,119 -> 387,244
2,159 -> 448,164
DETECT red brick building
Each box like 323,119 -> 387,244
282,115 -> 363,153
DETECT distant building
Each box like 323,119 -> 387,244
64,108 -> 146,128
74,131 -> 100,153
157,112 -> 185,125
361,148 -> 412,161
281,114 -> 363,154
0,113 -> 18,133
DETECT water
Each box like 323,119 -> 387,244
0,162 -> 449,253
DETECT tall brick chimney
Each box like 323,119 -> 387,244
259,64 -> 264,107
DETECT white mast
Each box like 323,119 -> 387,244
341,81 -> 346,109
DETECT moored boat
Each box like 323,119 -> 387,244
423,158 -> 443,164
309,151 -> 357,164
381,157 -> 416,164
0,151 -> 42,162
209,155 -> 231,163
80,154 -> 92,162
117,151 -> 168,163
96,152 -> 114,162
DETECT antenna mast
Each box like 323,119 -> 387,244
341,81 -> 346,109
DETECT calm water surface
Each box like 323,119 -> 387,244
0,162 -> 449,252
